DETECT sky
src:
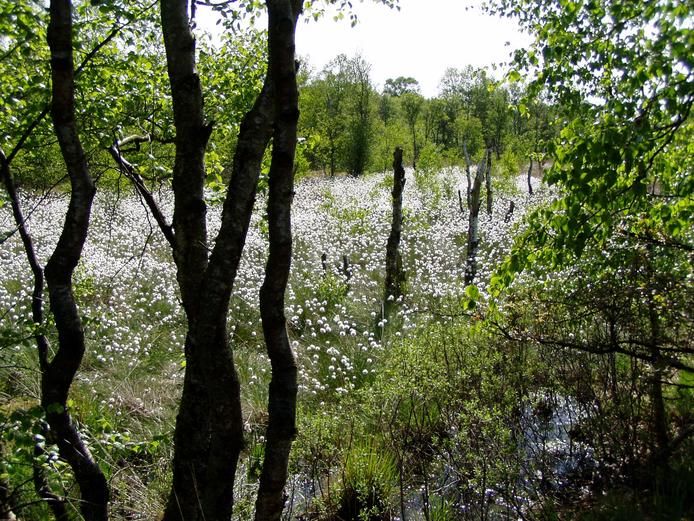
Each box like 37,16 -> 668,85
198,0 -> 532,99
295,0 -> 531,97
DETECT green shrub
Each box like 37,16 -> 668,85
416,142 -> 445,179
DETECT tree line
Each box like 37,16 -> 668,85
297,56 -> 555,180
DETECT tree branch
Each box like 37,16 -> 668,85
0,149 -> 51,371
107,138 -> 177,249
491,320 -> 694,373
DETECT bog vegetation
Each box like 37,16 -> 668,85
0,0 -> 692,520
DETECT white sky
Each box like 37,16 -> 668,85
296,0 -> 531,97
198,0 -> 532,99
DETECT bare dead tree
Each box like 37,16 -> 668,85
504,200 -> 515,223
384,147 -> 407,317
463,141 -> 472,208
464,150 -> 488,286
485,149 -> 493,216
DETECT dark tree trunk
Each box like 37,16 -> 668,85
160,0 -> 209,314
0,154 -> 50,372
3,7 -> 149,521
647,288 -> 670,471
190,42 -> 276,521
328,136 -> 337,177
504,200 -> 515,223
160,0 -> 301,518
464,151 -> 487,286
485,150 -> 492,215
160,2 -> 219,518
527,157 -> 534,195
255,4 -> 303,518
160,1 -> 256,519
341,254 -> 352,282
384,147 -> 406,316
44,2 -> 108,519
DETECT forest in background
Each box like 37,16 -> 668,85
0,0 -> 692,520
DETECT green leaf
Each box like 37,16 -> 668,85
465,284 -> 480,301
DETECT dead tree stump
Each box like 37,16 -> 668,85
384,147 -> 406,315
465,150 -> 489,286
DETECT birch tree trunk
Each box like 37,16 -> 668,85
255,1 -> 303,520
160,0 -> 305,518
159,2 -> 224,518
159,0 -> 269,518
44,1 -> 108,519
